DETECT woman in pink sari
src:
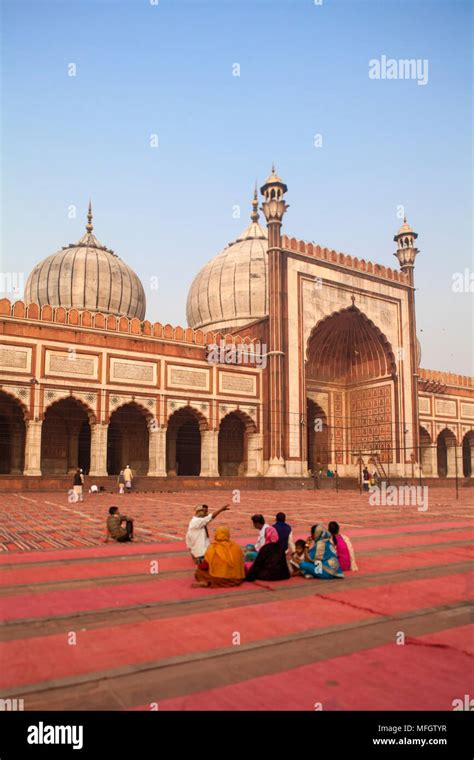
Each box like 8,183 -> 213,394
328,521 -> 358,571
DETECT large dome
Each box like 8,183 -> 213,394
24,204 -> 146,320
186,194 -> 268,331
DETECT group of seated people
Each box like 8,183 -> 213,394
191,511 -> 358,589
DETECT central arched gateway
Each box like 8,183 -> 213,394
305,305 -> 397,476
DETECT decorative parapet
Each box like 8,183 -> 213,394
419,367 -> 473,390
282,235 -> 409,284
0,299 -> 261,349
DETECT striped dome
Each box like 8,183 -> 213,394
24,206 -> 146,320
186,195 -> 268,331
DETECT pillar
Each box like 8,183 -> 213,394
10,426 -> 24,474
200,430 -> 219,477
67,424 -> 80,473
246,432 -> 263,476
447,443 -> 456,477
148,427 -> 167,476
89,423 -> 108,476
23,420 -> 42,476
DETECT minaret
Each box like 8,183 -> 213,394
394,217 -> 420,467
393,217 -> 418,287
260,166 -> 289,476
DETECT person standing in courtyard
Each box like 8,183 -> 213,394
72,468 -> 84,503
117,470 -> 125,494
186,504 -> 230,564
123,465 -> 133,493
362,466 -> 370,491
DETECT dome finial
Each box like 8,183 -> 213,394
86,200 -> 93,233
251,182 -> 259,222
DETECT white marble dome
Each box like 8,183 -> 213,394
186,197 -> 268,331
24,205 -> 146,320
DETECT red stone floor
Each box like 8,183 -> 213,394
0,487 -> 472,710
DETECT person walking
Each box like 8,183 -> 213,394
117,470 -> 125,495
72,468 -> 84,503
123,465 -> 133,493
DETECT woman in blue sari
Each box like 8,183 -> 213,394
299,524 -> 344,579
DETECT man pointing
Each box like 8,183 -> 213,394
186,504 -> 229,564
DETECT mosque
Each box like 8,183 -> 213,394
0,168 -> 473,485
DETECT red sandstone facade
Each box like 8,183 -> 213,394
0,171 -> 472,481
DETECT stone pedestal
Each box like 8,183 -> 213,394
23,420 -> 42,476
265,457 -> 287,477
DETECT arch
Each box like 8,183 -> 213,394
306,305 -> 397,383
107,402 -> 150,475
306,399 -> 329,473
218,411 -> 256,476
436,428 -> 457,478
462,431 -> 474,478
42,393 -> 96,424
166,406 -> 205,476
41,397 -> 91,475
0,391 -> 26,474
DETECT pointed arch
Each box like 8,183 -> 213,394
306,305 -> 397,382
41,396 -> 92,474
166,406 -> 207,476
107,402 -> 150,475
0,391 -> 26,473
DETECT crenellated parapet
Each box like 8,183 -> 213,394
282,235 -> 409,284
0,298 -> 261,349
419,367 -> 473,390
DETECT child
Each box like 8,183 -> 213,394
288,539 -> 307,575
328,521 -> 358,571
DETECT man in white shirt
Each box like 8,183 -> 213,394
185,504 -> 230,563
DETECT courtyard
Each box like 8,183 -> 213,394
0,486 -> 472,711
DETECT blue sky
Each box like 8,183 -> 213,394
1,0 -> 472,374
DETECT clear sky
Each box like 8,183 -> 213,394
1,0 -> 472,374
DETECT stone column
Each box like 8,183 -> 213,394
10,426 -> 24,474
246,432 -> 263,476
148,427 -> 167,476
446,443 -> 456,477
89,423 -> 108,476
428,444 -> 437,477
201,430 -> 219,477
167,431 -> 176,475
23,420 -> 42,476
470,439 -> 474,478
67,426 -> 79,474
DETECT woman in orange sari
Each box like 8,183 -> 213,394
192,526 -> 245,588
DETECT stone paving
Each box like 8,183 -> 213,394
0,487 -> 472,710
